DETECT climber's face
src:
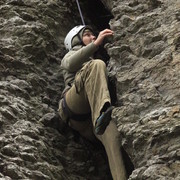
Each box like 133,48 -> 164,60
82,29 -> 96,46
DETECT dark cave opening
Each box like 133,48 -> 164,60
79,0 -> 113,31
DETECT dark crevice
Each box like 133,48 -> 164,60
121,147 -> 135,178
79,0 -> 114,31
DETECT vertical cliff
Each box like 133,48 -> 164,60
0,0 -> 180,179
0,0 -> 111,179
103,0 -> 180,179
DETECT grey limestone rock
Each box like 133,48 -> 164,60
0,0 -> 111,179
0,0 -> 180,179
104,0 -> 180,179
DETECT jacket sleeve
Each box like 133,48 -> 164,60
61,42 -> 98,72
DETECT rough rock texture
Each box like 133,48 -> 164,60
0,0 -> 111,179
0,0 -> 180,179
103,0 -> 180,179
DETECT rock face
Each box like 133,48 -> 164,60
0,0 -> 179,179
103,0 -> 180,179
0,0 -> 111,179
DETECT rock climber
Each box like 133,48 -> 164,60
58,25 -> 127,180
59,25 -> 114,135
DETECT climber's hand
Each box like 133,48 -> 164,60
94,29 -> 114,46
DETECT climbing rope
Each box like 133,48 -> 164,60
75,0 -> 85,25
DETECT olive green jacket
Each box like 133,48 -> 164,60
61,42 -> 98,94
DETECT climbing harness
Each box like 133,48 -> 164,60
62,96 -> 91,122
75,0 -> 85,25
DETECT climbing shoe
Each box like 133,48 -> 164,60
95,106 -> 113,135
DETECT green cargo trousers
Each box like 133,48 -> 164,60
68,119 -> 127,180
65,59 -> 111,126
58,59 -> 127,180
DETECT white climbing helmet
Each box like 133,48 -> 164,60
64,25 -> 93,51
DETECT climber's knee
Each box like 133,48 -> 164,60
91,59 -> 106,68
81,59 -> 106,74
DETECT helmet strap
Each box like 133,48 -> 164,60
77,33 -> 84,46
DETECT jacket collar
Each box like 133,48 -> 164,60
72,45 -> 83,51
